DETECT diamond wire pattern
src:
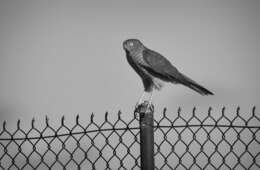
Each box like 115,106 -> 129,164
153,107 -> 260,170
0,107 -> 260,169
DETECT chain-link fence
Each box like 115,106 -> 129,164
0,105 -> 259,169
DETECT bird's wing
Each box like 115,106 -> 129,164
142,48 -> 180,81
142,48 -> 214,95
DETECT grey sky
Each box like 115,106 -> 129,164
0,0 -> 259,129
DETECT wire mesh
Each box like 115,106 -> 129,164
0,107 -> 259,170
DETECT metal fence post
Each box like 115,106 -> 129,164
136,101 -> 155,170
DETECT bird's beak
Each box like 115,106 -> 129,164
123,42 -> 127,50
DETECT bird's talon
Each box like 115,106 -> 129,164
135,102 -> 142,109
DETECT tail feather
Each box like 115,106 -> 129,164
176,73 -> 214,95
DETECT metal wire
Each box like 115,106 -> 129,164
0,107 -> 259,169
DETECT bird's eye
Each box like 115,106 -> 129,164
129,42 -> 134,47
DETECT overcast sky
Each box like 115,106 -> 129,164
0,0 -> 259,129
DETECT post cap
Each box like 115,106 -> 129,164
135,101 -> 154,114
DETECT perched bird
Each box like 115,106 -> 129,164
123,39 -> 213,106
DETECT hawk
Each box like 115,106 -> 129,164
123,39 -> 213,106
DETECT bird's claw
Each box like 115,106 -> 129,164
134,102 -> 140,113
134,101 -> 152,114
135,102 -> 141,109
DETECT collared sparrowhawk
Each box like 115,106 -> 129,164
123,39 -> 213,105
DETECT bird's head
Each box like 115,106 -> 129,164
123,39 -> 144,52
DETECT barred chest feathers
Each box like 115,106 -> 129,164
128,50 -> 164,91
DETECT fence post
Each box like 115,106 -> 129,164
136,101 -> 155,170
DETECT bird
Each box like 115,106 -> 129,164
123,39 -> 213,107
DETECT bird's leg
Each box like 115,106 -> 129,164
144,91 -> 153,113
136,91 -> 145,108
148,91 -> 153,106
134,91 -> 146,115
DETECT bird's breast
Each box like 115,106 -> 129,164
131,51 -> 147,66
126,50 -> 164,91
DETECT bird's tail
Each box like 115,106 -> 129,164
177,73 -> 214,95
